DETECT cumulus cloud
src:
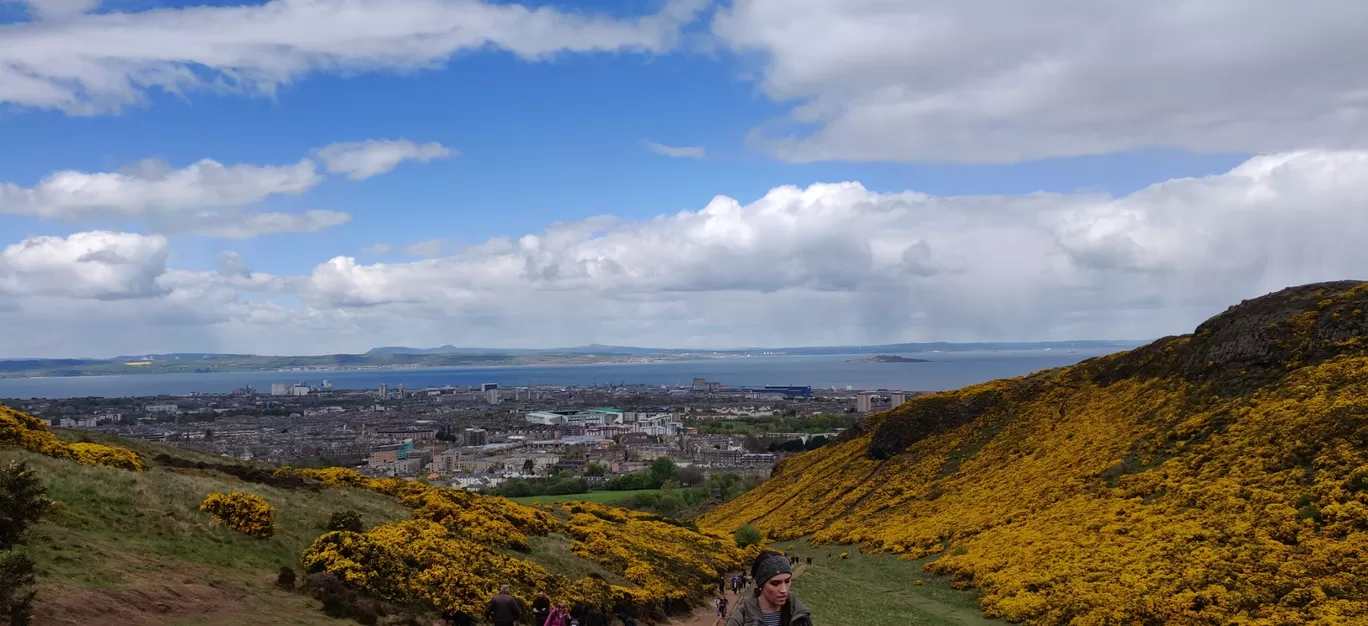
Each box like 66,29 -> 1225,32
314,140 -> 454,180
0,0 -> 707,114
713,0 -> 1368,163
0,157 -> 320,221
0,231 -> 169,300
6,150 -> 1368,356
362,243 -> 393,256
643,141 -> 706,159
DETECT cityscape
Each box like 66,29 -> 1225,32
8,377 -> 912,494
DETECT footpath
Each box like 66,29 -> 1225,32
667,565 -> 808,626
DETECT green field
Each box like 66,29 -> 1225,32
778,540 -> 1002,626
507,488 -> 661,505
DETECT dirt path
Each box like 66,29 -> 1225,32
667,565 -> 808,626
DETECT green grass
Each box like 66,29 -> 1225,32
779,540 -> 1003,626
507,488 -> 661,505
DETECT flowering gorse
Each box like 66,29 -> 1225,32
701,283 -> 1368,624
0,405 -> 145,471
200,491 -> 277,538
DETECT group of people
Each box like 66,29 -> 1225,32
448,551 -> 812,626
442,585 -> 638,626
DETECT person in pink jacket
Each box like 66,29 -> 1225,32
543,602 -> 572,626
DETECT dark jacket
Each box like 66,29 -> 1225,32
486,593 -> 523,624
725,593 -> 811,626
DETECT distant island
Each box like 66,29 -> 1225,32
0,340 -> 1143,379
846,355 -> 930,363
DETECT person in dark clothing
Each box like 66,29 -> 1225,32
532,591 -> 552,626
616,612 -> 638,626
727,551 -> 813,626
485,585 -> 523,626
442,609 -> 475,626
584,605 -> 608,626
805,557 -> 812,565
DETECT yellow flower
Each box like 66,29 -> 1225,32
200,491 -> 276,538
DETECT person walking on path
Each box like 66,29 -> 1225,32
532,591 -> 552,626
726,551 -> 812,626
485,584 -> 523,626
712,592 -> 730,626
543,602 -> 572,626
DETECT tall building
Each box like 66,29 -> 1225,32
890,391 -> 907,408
378,383 -> 388,398
398,383 -> 406,399
857,391 -> 874,413
463,428 -> 488,447
480,382 -> 499,392
486,388 -> 501,404
270,383 -> 289,396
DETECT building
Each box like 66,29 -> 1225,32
270,383 -> 289,396
524,408 -> 626,427
290,385 -> 310,396
480,382 -> 499,392
738,385 -> 812,398
486,388 -> 501,404
378,383 -> 388,398
857,391 -> 874,413
144,403 -> 179,414
464,428 -> 489,447
890,391 -> 907,408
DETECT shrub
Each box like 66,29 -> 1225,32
0,405 -> 145,472
200,492 -> 277,538
277,566 -> 297,590
0,461 -> 49,626
326,510 -> 364,533
733,524 -> 763,548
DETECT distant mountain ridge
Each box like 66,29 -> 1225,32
365,340 -> 1143,357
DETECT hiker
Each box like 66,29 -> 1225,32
532,590 -> 552,626
805,557 -> 812,566
485,584 -> 523,626
727,551 -> 812,626
712,592 -> 730,626
543,602 -> 572,626
584,605 -> 608,626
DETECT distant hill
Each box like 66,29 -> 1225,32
702,281 -> 1368,624
365,340 -> 1144,357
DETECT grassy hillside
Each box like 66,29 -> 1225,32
702,281 -> 1368,625
0,409 -> 755,625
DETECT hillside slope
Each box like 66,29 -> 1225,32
702,281 -> 1368,625
0,409 -> 753,624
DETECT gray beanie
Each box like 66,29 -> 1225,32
753,552 -> 793,587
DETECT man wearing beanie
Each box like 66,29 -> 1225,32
726,551 -> 813,626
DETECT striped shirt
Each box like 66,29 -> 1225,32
761,612 -> 781,626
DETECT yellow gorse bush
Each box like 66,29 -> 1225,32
284,467 -> 753,613
701,283 -> 1368,625
0,405 -> 145,471
200,491 -> 277,538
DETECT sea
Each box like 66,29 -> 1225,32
0,349 -> 1124,400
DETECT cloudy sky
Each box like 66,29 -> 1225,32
3,0 -> 1368,357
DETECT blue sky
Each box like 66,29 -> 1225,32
0,0 -> 1364,356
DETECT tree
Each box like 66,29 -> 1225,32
676,465 -> 706,486
733,524 -> 763,548
325,510 -> 364,533
649,458 -> 677,486
0,461 -> 51,626
583,462 -> 607,477
522,459 -> 536,475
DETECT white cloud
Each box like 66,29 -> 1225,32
0,231 -> 168,300
643,141 -> 706,159
7,150 -> 1368,356
0,0 -> 707,114
713,0 -> 1368,163
165,210 -> 353,239
403,239 -> 445,259
5,0 -> 99,20
362,243 -> 393,256
0,157 -> 320,221
314,140 -> 454,180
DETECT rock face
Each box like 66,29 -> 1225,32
702,281 -> 1368,626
